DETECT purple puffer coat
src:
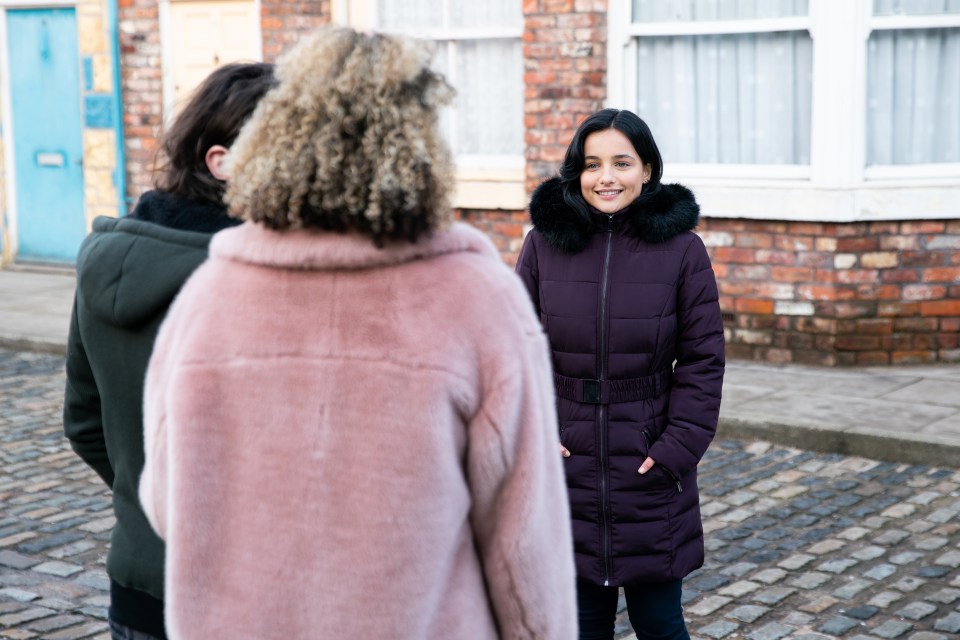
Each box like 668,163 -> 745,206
516,177 -> 724,587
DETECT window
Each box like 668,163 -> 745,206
334,0 -> 525,210
608,0 -> 960,221
867,1 -> 960,172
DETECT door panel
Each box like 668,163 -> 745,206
7,8 -> 86,262
170,1 -> 260,113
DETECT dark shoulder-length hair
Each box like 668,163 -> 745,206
154,62 -> 275,206
558,108 -> 664,220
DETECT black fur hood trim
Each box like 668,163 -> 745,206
528,177 -> 700,253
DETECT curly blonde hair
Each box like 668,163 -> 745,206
225,26 -> 455,244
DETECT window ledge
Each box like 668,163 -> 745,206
688,181 -> 960,222
452,164 -> 525,211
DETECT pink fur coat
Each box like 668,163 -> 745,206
139,222 -> 577,639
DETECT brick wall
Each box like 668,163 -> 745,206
523,0 -> 608,193
118,0 -> 162,209
700,219 -> 960,366
260,1 -> 330,63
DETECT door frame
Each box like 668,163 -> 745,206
0,0 -> 75,262
158,0 -> 263,125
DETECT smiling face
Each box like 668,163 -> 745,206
580,128 -> 652,214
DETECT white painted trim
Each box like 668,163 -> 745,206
691,182 -> 960,222
0,1 -> 72,7
808,0 -> 868,188
666,163 -> 810,180
625,16 -> 810,37
864,164 -> 960,181
870,14 -> 960,30
0,8 -> 19,260
382,26 -> 522,40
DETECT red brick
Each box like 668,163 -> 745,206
797,285 -> 836,301
892,350 -> 937,364
901,252 -> 947,267
836,237 -> 879,252
880,270 -> 921,283
902,221 -> 946,234
920,300 -> 960,316
856,352 -> 891,365
903,284 -> 947,301
879,302 -> 920,317
835,270 -> 879,284
772,267 -> 815,282
755,250 -> 797,266
714,247 -> 758,264
856,319 -> 894,335
922,267 -> 960,283
836,335 -> 881,351
736,299 -> 775,314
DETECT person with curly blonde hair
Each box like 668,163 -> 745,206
139,26 -> 577,639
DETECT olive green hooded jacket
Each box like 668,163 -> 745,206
63,192 -> 235,600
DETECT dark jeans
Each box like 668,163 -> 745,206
576,578 -> 690,640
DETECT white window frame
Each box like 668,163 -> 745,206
333,0 -> 526,211
607,0 -> 960,222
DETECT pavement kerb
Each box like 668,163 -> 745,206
0,335 -> 67,356
719,415 -> 960,467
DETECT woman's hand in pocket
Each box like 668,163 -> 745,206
638,456 -> 655,474
560,444 -> 570,458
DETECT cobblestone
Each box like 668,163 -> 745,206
2,349 -> 959,640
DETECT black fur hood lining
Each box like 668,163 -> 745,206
528,177 -> 700,253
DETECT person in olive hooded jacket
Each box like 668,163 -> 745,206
63,62 -> 274,640
516,109 -> 725,640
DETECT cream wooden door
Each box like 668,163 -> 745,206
169,0 -> 260,113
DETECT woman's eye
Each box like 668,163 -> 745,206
615,161 -> 630,168
585,163 -> 599,170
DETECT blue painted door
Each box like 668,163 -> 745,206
7,8 -> 85,262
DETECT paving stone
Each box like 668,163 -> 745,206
751,568 -> 787,584
697,620 -> 740,639
839,527 -> 872,541
818,558 -> 859,573
933,611 -> 960,634
806,539 -> 845,554
687,595 -> 732,616
874,530 -> 912,545
864,563 -> 898,580
917,565 -> 951,578
890,551 -> 927,565
852,546 -> 887,561
725,604 -> 770,623
31,562 -> 82,578
869,619 -> 914,638
844,605 -> 880,619
0,588 -> 40,602
798,595 -> 839,614
934,550 -> 960,568
0,552 -> 40,570
891,577 -> 928,593
752,587 -> 796,605
720,562 -> 758,578
819,616 -> 860,635
895,601 -> 938,620
925,588 -> 960,604
718,581 -> 761,597
776,555 -> 815,572
746,622 -> 794,640
0,607 -> 55,626
832,579 -> 872,599
905,634 -> 949,640
789,572 -> 831,590
869,591 -> 905,608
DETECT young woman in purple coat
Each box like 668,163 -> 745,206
515,108 -> 725,640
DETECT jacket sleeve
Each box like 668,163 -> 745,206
467,286 -> 576,640
63,297 -> 114,487
649,234 -> 725,478
513,231 -> 541,316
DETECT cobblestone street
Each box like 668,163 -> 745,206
1,347 -> 958,639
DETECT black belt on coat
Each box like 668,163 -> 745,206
553,369 -> 673,404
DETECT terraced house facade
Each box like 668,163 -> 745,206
1,0 -> 958,365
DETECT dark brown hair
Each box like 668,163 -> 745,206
154,62 -> 275,206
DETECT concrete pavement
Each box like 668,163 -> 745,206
1,267 -> 957,467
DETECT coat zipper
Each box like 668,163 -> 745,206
599,219 -> 614,586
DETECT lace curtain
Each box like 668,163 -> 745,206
377,1 -> 522,156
